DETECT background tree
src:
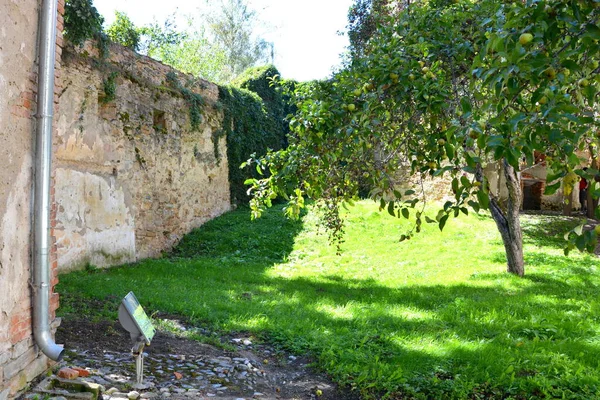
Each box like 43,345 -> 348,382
205,0 -> 270,83
106,11 -> 141,50
139,16 -> 227,83
248,0 -> 600,276
347,0 -> 405,57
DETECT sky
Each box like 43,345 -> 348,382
94,0 -> 354,82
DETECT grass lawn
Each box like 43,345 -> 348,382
58,201 -> 600,399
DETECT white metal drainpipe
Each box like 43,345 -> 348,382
33,0 -> 64,361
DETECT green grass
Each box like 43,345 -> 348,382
57,202 -> 600,399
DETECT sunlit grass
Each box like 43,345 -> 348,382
58,201 -> 600,399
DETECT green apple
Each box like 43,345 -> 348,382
519,33 -> 534,45
543,67 -> 556,80
353,89 -> 362,97
347,103 -> 356,111
437,138 -> 446,145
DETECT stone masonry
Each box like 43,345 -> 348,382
54,42 -> 230,271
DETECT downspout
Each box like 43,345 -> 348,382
32,0 -> 64,361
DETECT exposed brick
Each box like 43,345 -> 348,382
22,91 -> 35,101
9,312 -> 32,345
57,367 -> 79,379
50,293 -> 59,310
10,105 -> 30,119
10,325 -> 30,345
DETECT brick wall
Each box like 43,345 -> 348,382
0,0 -> 64,397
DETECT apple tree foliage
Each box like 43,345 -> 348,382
246,0 -> 600,276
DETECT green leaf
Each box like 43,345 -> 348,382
452,178 -> 459,194
468,200 -> 480,213
445,142 -> 455,159
583,85 -> 596,106
460,176 -> 470,188
544,181 -> 561,195
439,214 -> 449,231
476,190 -> 490,209
387,201 -> 395,217
401,208 -> 409,219
575,234 -> 586,252
584,24 -> 600,40
561,59 -> 581,73
460,97 -> 472,114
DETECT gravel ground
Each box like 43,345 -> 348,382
19,317 -> 360,400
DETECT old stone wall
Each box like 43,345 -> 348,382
0,0 -> 64,397
54,42 -> 230,271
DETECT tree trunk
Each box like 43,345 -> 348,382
482,160 -> 525,276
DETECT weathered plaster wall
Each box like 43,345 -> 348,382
0,0 -> 64,397
55,42 -> 230,271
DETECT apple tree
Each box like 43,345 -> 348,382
247,0 -> 600,276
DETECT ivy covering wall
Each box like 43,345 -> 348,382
219,65 -> 293,206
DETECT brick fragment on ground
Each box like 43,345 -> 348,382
72,366 -> 90,377
57,367 -> 79,379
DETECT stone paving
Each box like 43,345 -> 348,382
21,335 -> 336,400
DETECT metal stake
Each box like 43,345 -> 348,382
132,339 -> 145,384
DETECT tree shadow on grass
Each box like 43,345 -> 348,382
521,213 -> 584,250
58,206 -> 600,399
170,204 -> 305,262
